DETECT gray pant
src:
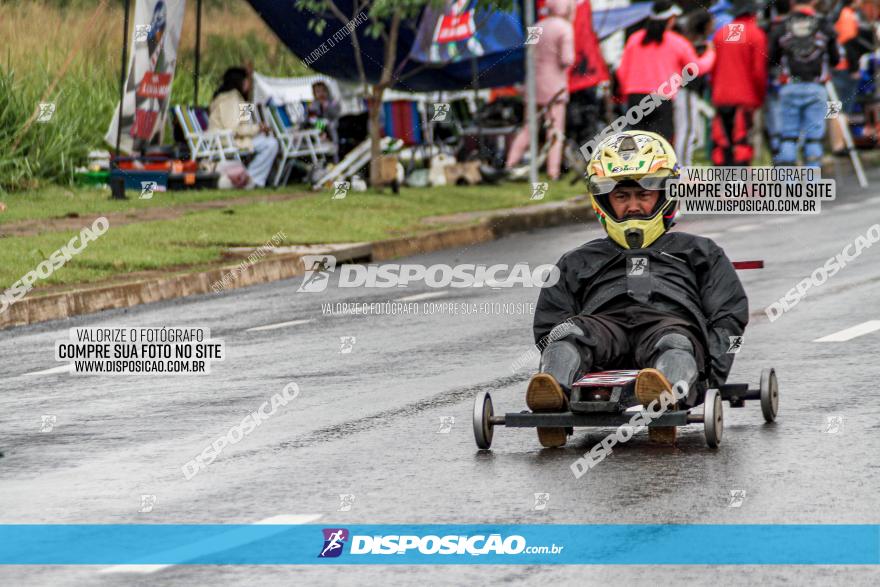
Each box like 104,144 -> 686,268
540,324 -> 700,406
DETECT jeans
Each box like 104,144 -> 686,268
248,134 -> 280,187
776,82 -> 827,167
831,69 -> 859,114
765,88 -> 782,155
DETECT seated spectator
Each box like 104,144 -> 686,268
209,67 -> 279,188
308,81 -> 341,162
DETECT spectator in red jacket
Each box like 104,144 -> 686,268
710,0 -> 768,166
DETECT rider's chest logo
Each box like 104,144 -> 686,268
628,257 -> 648,276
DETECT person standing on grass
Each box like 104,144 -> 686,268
710,0 -> 767,166
505,0 -> 575,180
616,1 -> 715,143
209,67 -> 280,188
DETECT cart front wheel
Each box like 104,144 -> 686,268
760,368 -> 779,423
473,391 -> 494,450
704,388 -> 723,448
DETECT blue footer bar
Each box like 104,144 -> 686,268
1,525 -> 878,565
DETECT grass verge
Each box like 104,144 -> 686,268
0,179 -> 587,291
0,184 -> 302,225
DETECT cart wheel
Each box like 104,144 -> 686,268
473,391 -> 494,450
760,368 -> 779,423
704,388 -> 723,448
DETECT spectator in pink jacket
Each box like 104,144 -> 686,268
506,0 -> 575,180
616,1 -> 715,141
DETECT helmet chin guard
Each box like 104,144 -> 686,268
624,228 -> 645,249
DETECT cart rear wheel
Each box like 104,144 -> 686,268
760,368 -> 779,422
473,391 -> 494,449
704,388 -> 723,448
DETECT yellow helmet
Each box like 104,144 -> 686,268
587,131 -> 680,249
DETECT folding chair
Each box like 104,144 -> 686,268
284,102 -> 328,160
261,103 -> 334,186
174,105 -> 216,160
382,99 -> 437,170
382,100 -> 424,146
195,106 -> 245,162
289,102 -> 337,159
261,103 -> 310,186
173,105 -> 241,162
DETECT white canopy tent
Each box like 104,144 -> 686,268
252,72 -> 364,115
252,72 -> 491,112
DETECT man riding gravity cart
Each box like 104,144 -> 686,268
526,131 -> 749,447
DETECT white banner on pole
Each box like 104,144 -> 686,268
105,0 -> 186,154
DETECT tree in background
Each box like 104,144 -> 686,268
296,0 -> 511,187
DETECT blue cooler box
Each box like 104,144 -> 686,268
109,169 -> 169,193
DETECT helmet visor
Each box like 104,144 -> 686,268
588,170 -> 674,196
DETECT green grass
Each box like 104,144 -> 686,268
1,1 -> 307,192
0,184 -> 301,225
0,179 -> 586,290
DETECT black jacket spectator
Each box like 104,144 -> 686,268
769,4 -> 840,83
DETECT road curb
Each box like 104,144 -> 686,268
0,201 -> 592,330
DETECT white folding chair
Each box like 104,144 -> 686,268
263,103 -> 331,186
174,105 -> 242,162
290,103 -> 338,159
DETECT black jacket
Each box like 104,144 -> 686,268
769,8 -> 839,83
533,231 -> 749,387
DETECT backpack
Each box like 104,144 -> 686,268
779,12 -> 828,71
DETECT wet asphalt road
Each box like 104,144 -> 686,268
1,173 -> 880,585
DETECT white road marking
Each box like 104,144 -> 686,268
833,202 -> 860,212
867,196 -> 880,205
701,232 -> 725,239
728,225 -> 758,233
814,320 -> 880,342
100,564 -> 167,574
483,279 -> 508,288
24,364 -> 72,376
765,217 -> 797,225
246,319 -> 313,332
398,291 -> 447,302
100,514 -> 321,574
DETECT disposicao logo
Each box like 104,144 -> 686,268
318,528 -> 349,558
298,255 -> 337,293
296,255 -> 559,293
